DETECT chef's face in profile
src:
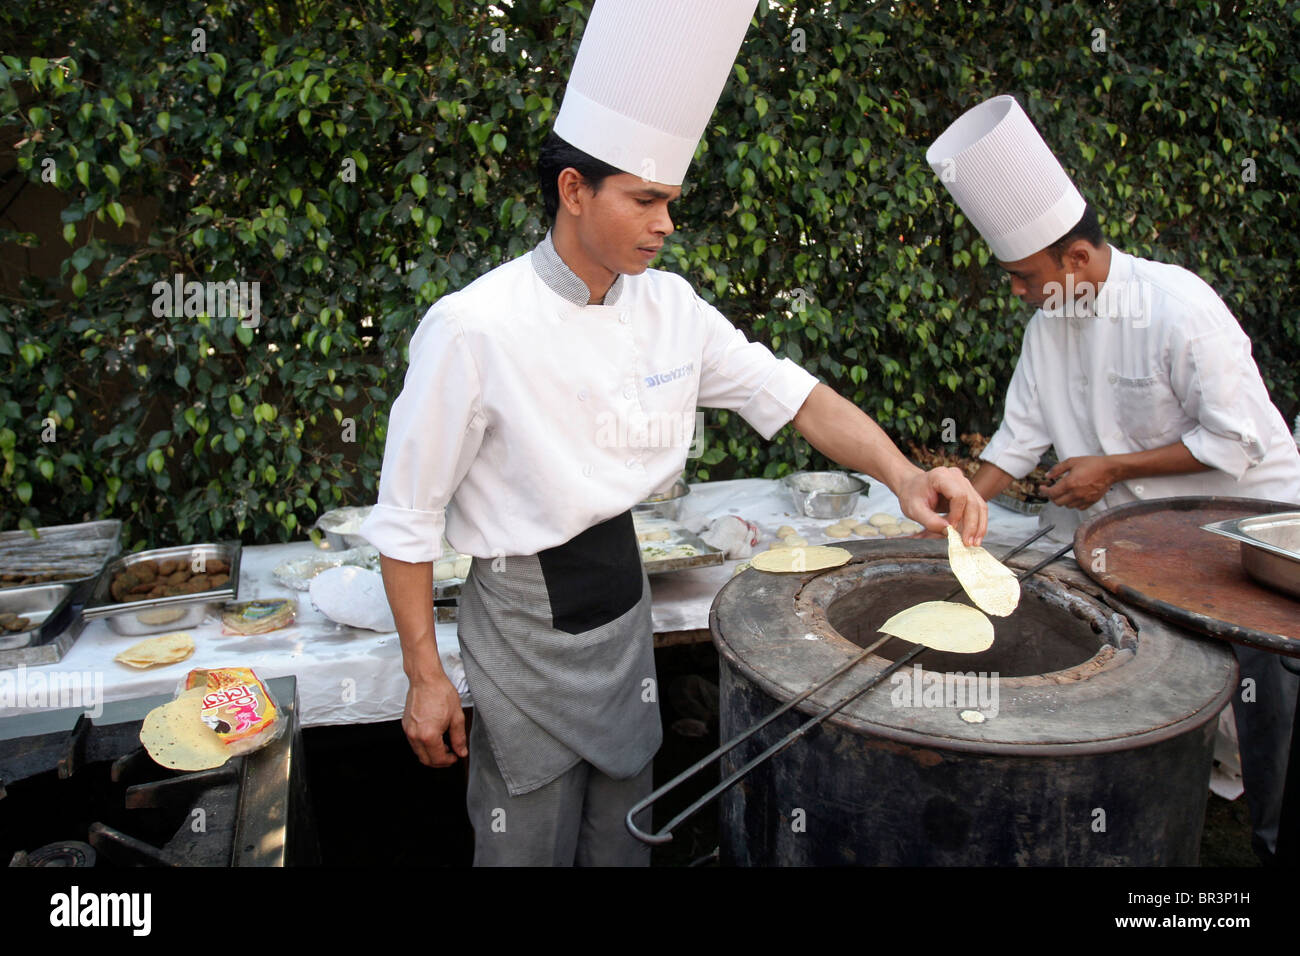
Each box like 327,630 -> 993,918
996,239 -> 1097,313
563,170 -> 680,276
996,248 -> 1065,311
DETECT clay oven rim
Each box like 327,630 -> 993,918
710,539 -> 1237,758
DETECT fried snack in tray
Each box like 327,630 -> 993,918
110,558 -> 230,602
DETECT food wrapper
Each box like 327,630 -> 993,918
222,598 -> 297,635
178,666 -> 284,757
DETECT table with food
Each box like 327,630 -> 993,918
0,474 -> 1048,728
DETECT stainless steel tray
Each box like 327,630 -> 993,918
0,519 -> 121,590
0,582 -> 79,650
1202,512 -> 1300,600
82,542 -> 242,635
635,521 -> 725,575
993,491 -> 1047,516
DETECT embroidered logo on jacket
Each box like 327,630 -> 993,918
645,362 -> 694,388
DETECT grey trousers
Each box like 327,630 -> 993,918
466,710 -> 654,866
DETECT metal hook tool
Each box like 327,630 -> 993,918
626,527 -> 1074,845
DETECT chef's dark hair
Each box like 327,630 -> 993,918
537,131 -> 623,222
1047,204 -> 1104,265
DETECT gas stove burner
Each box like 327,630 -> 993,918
22,841 -> 97,867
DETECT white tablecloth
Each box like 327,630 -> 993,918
0,478 -> 1045,728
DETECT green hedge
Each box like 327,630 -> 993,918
1,0 -> 1297,548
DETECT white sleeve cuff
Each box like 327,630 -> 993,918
1180,426 -> 1259,481
737,359 -> 820,441
979,427 -> 1042,480
359,503 -> 447,564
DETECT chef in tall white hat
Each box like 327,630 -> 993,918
361,0 -> 987,867
928,94 -> 1300,863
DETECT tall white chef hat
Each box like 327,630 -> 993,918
554,0 -> 759,187
926,95 -> 1086,263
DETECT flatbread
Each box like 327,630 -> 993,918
140,687 -> 230,771
878,601 -> 994,653
114,632 -> 195,668
946,526 -> 1020,616
750,546 -> 852,574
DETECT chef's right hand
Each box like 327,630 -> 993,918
403,675 -> 468,767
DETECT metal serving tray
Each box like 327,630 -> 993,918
0,519 -> 121,591
1202,512 -> 1300,600
0,582 -> 78,651
82,542 -> 242,635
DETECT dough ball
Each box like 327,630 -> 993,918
433,560 -> 457,582
453,556 -> 472,578
881,524 -> 907,537
868,513 -> 899,528
898,519 -> 924,535
825,526 -> 853,538
782,535 -> 808,547
853,524 -> 880,536
776,525 -> 797,538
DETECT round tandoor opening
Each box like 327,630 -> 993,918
823,558 -> 1113,677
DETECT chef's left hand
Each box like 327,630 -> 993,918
897,466 -> 987,546
1042,456 -> 1115,509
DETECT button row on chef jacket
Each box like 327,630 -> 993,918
623,384 -> 635,399
619,311 -> 630,325
578,388 -> 589,401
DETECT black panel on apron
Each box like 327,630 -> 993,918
537,510 -> 643,634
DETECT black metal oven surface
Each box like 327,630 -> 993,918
0,676 -> 317,867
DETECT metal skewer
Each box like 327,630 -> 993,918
627,525 -> 1071,845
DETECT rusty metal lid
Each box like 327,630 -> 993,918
1074,497 -> 1300,657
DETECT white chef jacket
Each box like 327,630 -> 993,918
980,245 -> 1300,518
361,233 -> 820,562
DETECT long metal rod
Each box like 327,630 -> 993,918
626,525 -> 1065,845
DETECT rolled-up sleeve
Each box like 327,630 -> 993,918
1167,315 -> 1270,481
695,298 -> 819,441
980,342 -> 1054,479
360,307 -> 487,563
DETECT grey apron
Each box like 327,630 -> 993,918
457,510 -> 662,796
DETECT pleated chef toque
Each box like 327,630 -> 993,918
554,0 -> 759,187
926,95 -> 1086,262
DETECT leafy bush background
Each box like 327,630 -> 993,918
1,0 -> 1297,548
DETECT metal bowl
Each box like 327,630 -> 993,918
634,479 -> 691,521
782,471 -> 869,519
316,506 -> 373,550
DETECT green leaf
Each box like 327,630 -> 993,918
411,173 -> 428,198
71,272 -> 88,298
157,111 -> 171,132
174,365 -> 191,388
16,482 -> 32,505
